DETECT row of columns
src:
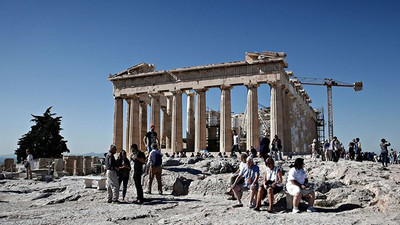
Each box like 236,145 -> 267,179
112,83 -> 316,155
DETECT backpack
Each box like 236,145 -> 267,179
153,150 -> 162,166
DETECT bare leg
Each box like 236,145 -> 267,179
293,192 -> 302,208
255,187 -> 264,209
267,187 -> 274,211
249,185 -> 257,205
307,192 -> 315,207
232,185 -> 242,204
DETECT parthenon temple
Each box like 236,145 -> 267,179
108,51 -> 318,155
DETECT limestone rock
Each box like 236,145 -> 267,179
171,176 -> 192,196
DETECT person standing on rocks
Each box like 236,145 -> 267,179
231,156 -> 259,208
259,134 -> 270,160
380,139 -> 391,167
117,150 -> 131,201
254,158 -> 283,212
329,136 -> 340,162
24,149 -> 34,179
286,158 -> 316,213
105,145 -> 120,203
231,130 -> 241,154
323,140 -> 331,161
130,144 -> 146,204
146,143 -> 163,195
310,139 -> 317,161
143,124 -> 159,153
271,135 -> 282,161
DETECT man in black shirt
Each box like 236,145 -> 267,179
130,144 -> 146,203
143,124 -> 159,153
105,145 -> 120,203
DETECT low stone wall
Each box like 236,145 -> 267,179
4,158 -> 16,172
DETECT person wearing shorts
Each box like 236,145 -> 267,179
254,158 -> 283,212
286,158 -> 316,213
231,156 -> 259,208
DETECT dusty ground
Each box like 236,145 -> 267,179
1,157 -> 399,225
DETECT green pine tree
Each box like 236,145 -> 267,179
15,107 -> 69,162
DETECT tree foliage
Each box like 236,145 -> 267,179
15,107 -> 69,162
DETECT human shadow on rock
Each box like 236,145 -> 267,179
163,167 -> 202,175
143,197 -> 200,206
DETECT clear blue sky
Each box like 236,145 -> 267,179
1,0 -> 399,156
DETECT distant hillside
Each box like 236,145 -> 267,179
0,154 -> 17,164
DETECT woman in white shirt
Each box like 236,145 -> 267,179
286,158 -> 316,213
254,158 -> 283,212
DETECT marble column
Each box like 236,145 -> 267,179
285,92 -> 294,152
269,82 -> 284,150
220,86 -> 232,153
161,105 -> 167,148
139,101 -> 148,152
125,99 -> 131,153
165,96 -> 173,151
186,92 -> 195,152
171,91 -> 183,152
150,94 -> 161,136
113,97 -> 123,152
195,89 -> 207,152
246,84 -> 259,150
129,96 -> 140,156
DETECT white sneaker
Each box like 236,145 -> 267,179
292,208 -> 300,213
307,206 -> 316,212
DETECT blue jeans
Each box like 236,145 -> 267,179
381,153 -> 388,167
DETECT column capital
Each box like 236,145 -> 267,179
245,83 -> 260,89
220,85 -> 232,90
149,92 -> 161,98
195,88 -> 208,93
171,90 -> 183,95
185,91 -> 195,96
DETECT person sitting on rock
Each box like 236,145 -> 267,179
226,153 -> 248,200
254,158 -> 283,212
231,156 -> 259,208
286,158 -> 316,213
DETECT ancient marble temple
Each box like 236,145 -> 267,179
108,51 -> 317,155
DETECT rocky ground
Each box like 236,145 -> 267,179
1,156 -> 399,225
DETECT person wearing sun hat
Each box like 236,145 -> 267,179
143,124 -> 159,153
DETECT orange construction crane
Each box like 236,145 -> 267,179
296,77 -> 363,141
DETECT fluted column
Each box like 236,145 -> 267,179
270,82 -> 284,150
195,89 -> 207,152
285,92 -> 294,152
161,105 -> 167,148
150,93 -> 161,136
220,86 -> 232,153
113,97 -> 123,153
186,92 -> 195,152
129,96 -> 140,156
171,91 -> 183,152
165,96 -> 172,151
125,99 -> 131,153
246,84 -> 259,150
139,101 -> 148,151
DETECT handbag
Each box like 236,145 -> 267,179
24,161 -> 30,168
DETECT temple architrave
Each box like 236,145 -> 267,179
108,51 -> 318,155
